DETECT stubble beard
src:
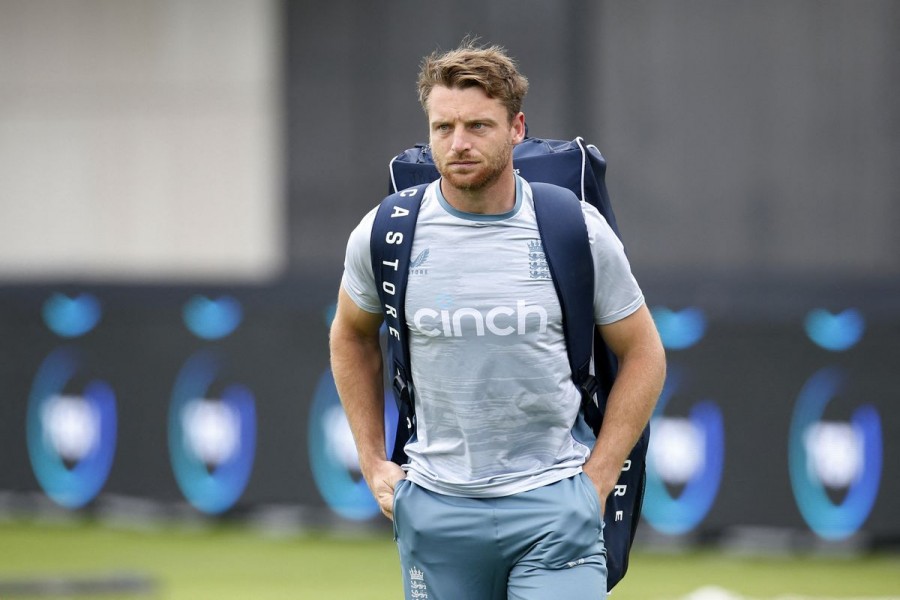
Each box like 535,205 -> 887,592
435,138 -> 514,193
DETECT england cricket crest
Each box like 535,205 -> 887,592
408,565 -> 429,599
528,239 -> 551,280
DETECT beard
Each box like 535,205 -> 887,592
434,138 -> 514,193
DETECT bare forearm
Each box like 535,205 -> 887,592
329,320 -> 387,469
587,348 -> 664,492
584,306 -> 666,507
329,296 -> 406,520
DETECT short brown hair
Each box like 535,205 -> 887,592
417,39 -> 529,122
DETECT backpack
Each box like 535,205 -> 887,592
372,136 -> 649,592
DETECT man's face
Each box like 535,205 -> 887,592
426,85 -> 524,193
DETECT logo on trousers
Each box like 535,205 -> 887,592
408,566 -> 428,599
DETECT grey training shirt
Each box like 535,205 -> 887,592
341,176 -> 644,498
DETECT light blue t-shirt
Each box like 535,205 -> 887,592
341,177 -> 644,498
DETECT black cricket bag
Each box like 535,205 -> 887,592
373,135 -> 649,592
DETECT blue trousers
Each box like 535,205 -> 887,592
393,473 -> 607,600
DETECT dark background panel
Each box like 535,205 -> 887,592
284,0 -> 900,282
1,283 -> 897,545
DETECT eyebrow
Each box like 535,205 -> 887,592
430,116 -> 499,128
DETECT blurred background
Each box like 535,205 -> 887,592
1,0 -> 898,596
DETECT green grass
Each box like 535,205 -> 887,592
613,551 -> 900,599
0,520 -> 897,599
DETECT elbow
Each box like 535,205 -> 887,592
654,344 -> 667,398
626,334 -> 667,401
648,330 -> 667,394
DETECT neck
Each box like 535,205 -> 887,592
440,168 -> 517,215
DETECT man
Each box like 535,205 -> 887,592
330,40 -> 666,600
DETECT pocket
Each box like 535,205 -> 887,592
578,472 -> 603,525
391,478 -> 409,541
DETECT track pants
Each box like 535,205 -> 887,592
393,473 -> 607,600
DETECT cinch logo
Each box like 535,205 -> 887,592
308,369 -> 398,521
26,348 -> 117,509
412,301 -> 548,338
789,367 -> 882,540
643,367 -> 724,535
168,352 -> 256,515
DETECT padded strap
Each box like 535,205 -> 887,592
530,182 -> 603,431
369,184 -> 429,464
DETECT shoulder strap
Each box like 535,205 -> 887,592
531,181 -> 648,592
530,182 -> 603,431
369,183 -> 429,464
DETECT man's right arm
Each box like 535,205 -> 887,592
329,286 -> 406,520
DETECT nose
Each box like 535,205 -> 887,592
450,128 -> 471,155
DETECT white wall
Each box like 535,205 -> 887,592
0,0 -> 283,282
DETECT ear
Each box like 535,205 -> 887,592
511,112 -> 526,144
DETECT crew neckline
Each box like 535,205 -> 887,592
436,175 -> 523,222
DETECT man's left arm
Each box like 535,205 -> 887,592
582,303 -> 666,515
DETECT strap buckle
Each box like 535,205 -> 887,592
578,374 -> 603,433
392,366 -> 415,430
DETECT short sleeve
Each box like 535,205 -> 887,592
582,203 -> 645,325
341,207 -> 382,314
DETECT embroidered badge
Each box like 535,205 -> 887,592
528,240 -> 551,280
410,249 -> 430,276
409,565 -> 429,599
